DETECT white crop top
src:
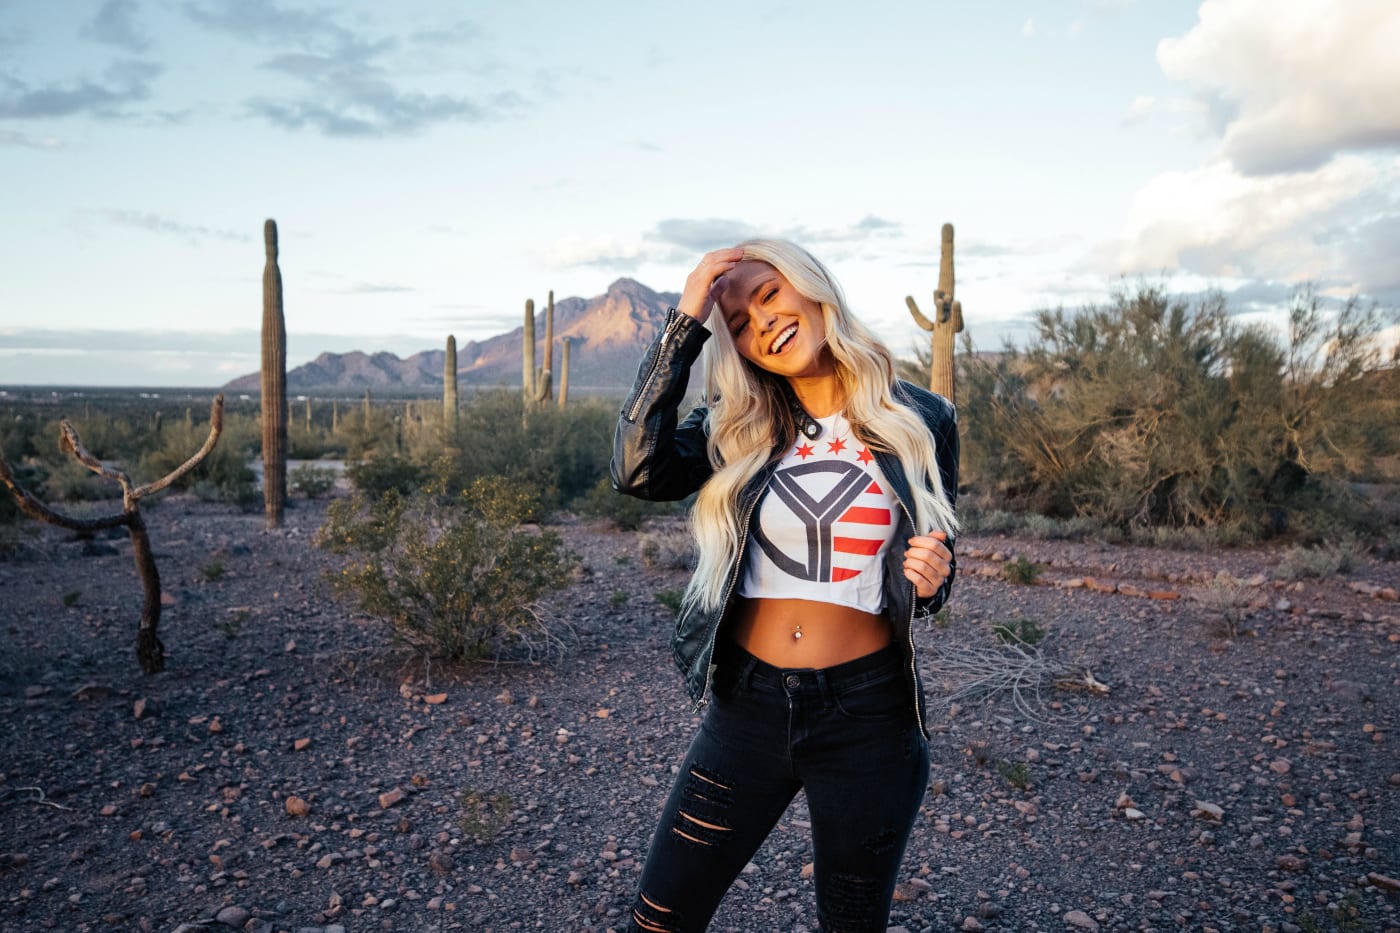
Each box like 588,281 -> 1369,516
739,412 -> 898,613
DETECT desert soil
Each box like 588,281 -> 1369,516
0,494 -> 1397,933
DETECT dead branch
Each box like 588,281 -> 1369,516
0,394 -> 225,674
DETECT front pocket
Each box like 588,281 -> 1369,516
832,675 -> 907,722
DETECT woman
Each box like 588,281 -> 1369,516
611,240 -> 959,932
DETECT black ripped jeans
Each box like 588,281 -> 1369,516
629,640 -> 930,933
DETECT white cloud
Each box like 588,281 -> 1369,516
1112,155 -> 1399,293
1158,0 -> 1400,174
1124,95 -> 1155,123
1021,18 -> 1035,38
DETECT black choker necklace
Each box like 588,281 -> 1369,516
787,392 -> 823,440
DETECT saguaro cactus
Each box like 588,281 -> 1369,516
0,396 -> 226,673
522,298 -> 536,402
905,223 -> 964,404
261,219 -> 288,528
558,338 -> 571,410
538,290 -> 555,402
444,334 -> 459,427
363,388 -> 372,429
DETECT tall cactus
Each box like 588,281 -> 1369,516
305,397 -> 312,432
444,334 -> 458,427
538,290 -> 554,402
522,298 -> 536,403
261,219 -> 287,529
558,337 -> 571,409
905,223 -> 964,404
363,388 -> 372,429
332,400 -> 339,434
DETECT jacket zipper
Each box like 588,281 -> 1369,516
691,484 -> 760,714
894,495 -> 929,739
626,309 -> 684,424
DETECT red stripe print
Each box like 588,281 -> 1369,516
840,506 -> 891,525
834,536 -> 882,556
831,567 -> 860,582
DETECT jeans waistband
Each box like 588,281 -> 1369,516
713,640 -> 904,700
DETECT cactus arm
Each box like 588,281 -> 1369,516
0,455 -> 127,531
59,422 -> 136,505
133,394 -> 226,499
952,300 -> 964,333
906,296 -> 935,331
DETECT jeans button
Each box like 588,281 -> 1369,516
784,674 -> 800,689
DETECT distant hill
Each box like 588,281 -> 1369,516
223,278 -> 680,393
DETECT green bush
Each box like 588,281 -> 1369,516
346,454 -> 423,499
655,587 -> 684,616
1001,556 -> 1043,585
137,419 -> 257,503
316,477 -> 578,663
576,475 -> 677,530
290,463 -> 337,498
1275,538 -> 1365,580
992,617 -> 1046,646
423,392 -> 616,511
956,285 -> 1398,541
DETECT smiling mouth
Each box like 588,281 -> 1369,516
769,323 -> 798,354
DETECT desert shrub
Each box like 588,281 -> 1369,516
992,617 -> 1046,646
137,418 -> 258,503
1022,513 -> 1101,541
39,459 -> 112,502
1275,538 -> 1365,580
639,528 -> 695,570
576,475 -> 677,530
655,587 -> 684,616
346,454 -> 423,499
317,477 -> 578,663
1001,556 -> 1043,585
426,392 -> 616,510
290,463 -> 337,499
1195,574 -> 1255,637
956,505 -> 1021,535
956,285 -> 1398,541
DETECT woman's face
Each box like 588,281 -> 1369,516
714,260 -> 833,381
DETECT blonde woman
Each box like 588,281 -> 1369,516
612,241 -> 959,933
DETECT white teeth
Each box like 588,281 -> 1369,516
770,324 -> 797,353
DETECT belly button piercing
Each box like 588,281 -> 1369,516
793,623 -> 803,641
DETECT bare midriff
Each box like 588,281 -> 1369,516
727,596 -> 893,669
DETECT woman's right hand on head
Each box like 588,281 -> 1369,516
676,247 -> 746,325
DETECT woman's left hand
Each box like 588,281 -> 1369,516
903,532 -> 952,599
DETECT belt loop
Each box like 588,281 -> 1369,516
815,668 -> 835,709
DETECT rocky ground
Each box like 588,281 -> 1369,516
0,494 -> 1397,933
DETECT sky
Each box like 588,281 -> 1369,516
1,0 -> 1397,387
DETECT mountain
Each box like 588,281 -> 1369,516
223,278 -> 680,393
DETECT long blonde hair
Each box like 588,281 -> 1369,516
683,239 -> 958,614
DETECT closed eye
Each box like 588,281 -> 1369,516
730,317 -> 747,336
762,287 -> 778,302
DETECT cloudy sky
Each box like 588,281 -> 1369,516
1,0 -> 1397,386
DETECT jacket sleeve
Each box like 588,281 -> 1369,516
610,308 -> 714,502
915,398 -> 960,618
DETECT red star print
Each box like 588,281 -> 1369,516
795,442 -> 815,460
857,447 -> 873,464
827,436 -> 847,455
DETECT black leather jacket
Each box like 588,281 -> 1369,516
610,308 -> 959,736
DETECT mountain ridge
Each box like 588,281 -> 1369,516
223,278 -> 681,392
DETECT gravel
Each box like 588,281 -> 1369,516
0,494 -> 1396,932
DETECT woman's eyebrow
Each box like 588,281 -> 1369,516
747,276 -> 776,302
